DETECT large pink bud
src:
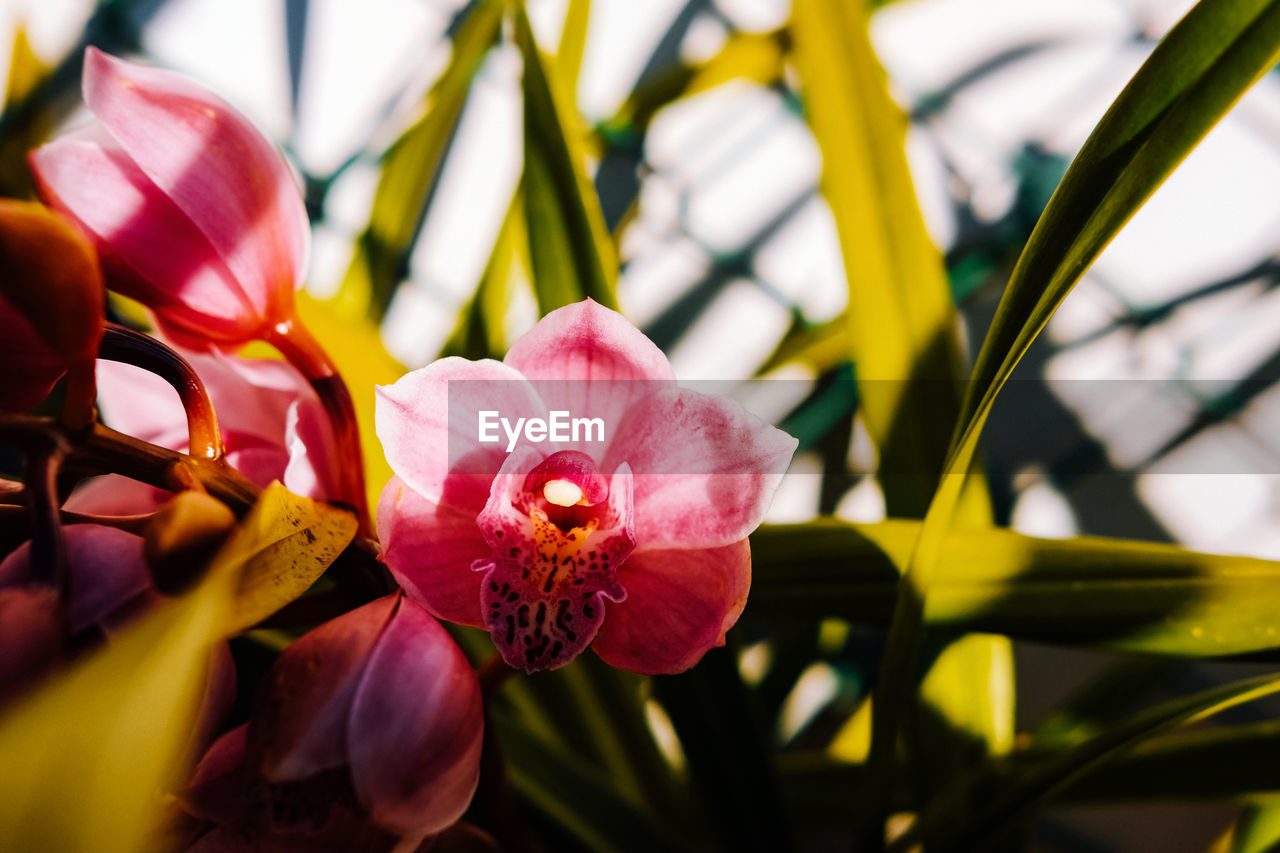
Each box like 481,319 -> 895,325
29,48 -> 309,349
186,595 -> 483,849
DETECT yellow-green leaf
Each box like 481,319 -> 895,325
516,3 -> 618,314
556,0 -> 591,89
337,0 -> 503,321
790,0 -> 968,517
903,672 -> 1280,851
221,480 -> 358,634
442,194 -> 531,360
753,520 -> 1280,658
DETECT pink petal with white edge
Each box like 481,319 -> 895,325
475,448 -> 634,672
29,125 -> 257,341
252,596 -> 394,783
81,48 -> 307,323
603,387 -> 797,551
593,539 -> 751,675
348,596 -> 483,840
503,300 -> 676,458
375,357 -> 545,510
377,476 -> 488,628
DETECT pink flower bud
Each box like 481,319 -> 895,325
29,48 -> 309,349
187,595 -> 482,849
0,199 -> 104,416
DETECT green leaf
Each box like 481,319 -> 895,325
654,645 -> 792,851
221,481 -> 359,634
498,717 -> 700,853
790,0 -> 970,517
598,30 -> 785,154
858,3 -> 1280,828
516,3 -> 618,314
337,0 -> 502,321
1055,720 -> 1280,803
0,580 -> 230,851
0,482 -> 344,851
789,4 -> 1010,817
556,0 -> 590,88
751,519 -> 1280,658
441,195 -> 529,360
901,672 -> 1280,851
1230,803 -> 1280,853
1031,659 -> 1182,748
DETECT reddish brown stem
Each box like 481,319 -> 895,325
23,441 -> 68,590
266,316 -> 371,538
0,415 -> 392,604
59,359 -> 97,431
99,324 -> 224,461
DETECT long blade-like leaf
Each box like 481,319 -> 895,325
752,520 -> 1280,657
338,0 -> 503,320
516,3 -> 618,313
867,4 -> 1280,832
901,672 -> 1280,851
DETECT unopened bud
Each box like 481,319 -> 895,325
144,491 -> 236,593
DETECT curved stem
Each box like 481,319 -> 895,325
23,441 -> 67,590
59,359 -> 97,431
266,315 -> 371,537
0,415 -> 391,603
98,324 -> 224,461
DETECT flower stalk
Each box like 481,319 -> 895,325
98,324 -> 224,461
266,315 -> 370,536
23,440 -> 67,591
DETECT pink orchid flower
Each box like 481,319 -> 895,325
375,299 -> 797,674
184,595 -> 483,851
68,350 -> 338,516
29,48 -> 308,350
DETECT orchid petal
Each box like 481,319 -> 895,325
377,477 -> 488,628
252,596 -> 394,783
593,539 -> 751,674
503,300 -> 675,457
603,387 -> 797,550
29,125 -> 256,342
64,473 -> 170,516
0,587 -> 62,700
348,596 -> 483,839
375,357 -> 545,510
81,48 -> 307,324
0,524 -> 150,634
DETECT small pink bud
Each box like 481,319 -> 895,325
29,48 -> 308,348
